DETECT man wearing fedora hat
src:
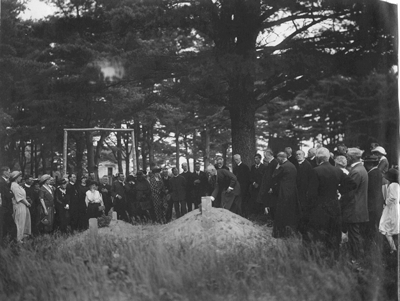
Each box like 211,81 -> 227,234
371,146 -> 389,175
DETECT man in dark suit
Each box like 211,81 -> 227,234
169,167 -> 187,219
207,165 -> 241,213
233,154 -> 250,217
363,155 -> 384,249
285,147 -> 298,168
0,166 -> 16,245
249,153 -> 267,215
295,150 -> 317,236
272,152 -> 300,238
257,149 -> 279,221
180,162 -> 194,212
192,162 -> 208,209
307,148 -> 318,168
341,148 -> 369,261
111,173 -> 130,222
308,147 -> 356,256
99,175 -> 113,216
66,174 -> 80,231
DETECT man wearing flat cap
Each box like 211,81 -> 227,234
341,148 -> 369,261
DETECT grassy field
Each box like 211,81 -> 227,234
0,226 -> 397,301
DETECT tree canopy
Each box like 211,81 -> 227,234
0,0 -> 397,175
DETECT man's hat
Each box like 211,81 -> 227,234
40,174 -> 51,184
371,146 -> 387,156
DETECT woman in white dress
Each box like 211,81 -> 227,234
10,171 -> 32,242
85,180 -> 105,219
379,168 -> 400,253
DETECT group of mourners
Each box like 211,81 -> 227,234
208,143 -> 398,264
0,142 -> 398,264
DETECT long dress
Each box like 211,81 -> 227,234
149,173 -> 166,223
10,182 -> 31,242
379,182 -> 400,236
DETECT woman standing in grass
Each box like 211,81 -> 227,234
10,171 -> 31,243
379,168 -> 400,253
39,174 -> 55,233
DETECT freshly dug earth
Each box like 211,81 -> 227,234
62,208 -> 276,251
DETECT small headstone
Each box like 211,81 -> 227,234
201,196 -> 212,218
89,218 -> 98,239
112,211 -> 117,220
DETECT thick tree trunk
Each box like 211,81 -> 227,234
229,104 -> 256,167
41,144 -> 47,174
147,124 -> 155,166
117,131 -> 123,173
141,126 -> 148,171
134,118 -> 140,170
30,140 -> 34,176
85,132 -> 95,174
34,142 -> 39,177
75,134 -> 85,177
94,132 -> 107,180
192,129 -> 197,164
124,134 -> 130,175
202,126 -> 210,168
183,134 -> 190,171
222,143 -> 229,167
175,129 -> 180,169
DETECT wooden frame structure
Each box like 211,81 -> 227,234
63,128 -> 137,176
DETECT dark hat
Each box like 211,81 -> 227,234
151,166 -> 161,173
136,170 -> 144,177
384,168 -> 399,183
126,175 -> 135,182
57,178 -> 68,185
363,155 -> 379,163
87,180 -> 99,187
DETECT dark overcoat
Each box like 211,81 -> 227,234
211,169 -> 241,211
341,163 -> 369,223
257,159 -> 279,207
272,160 -> 299,237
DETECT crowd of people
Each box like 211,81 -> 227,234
0,142 -> 398,264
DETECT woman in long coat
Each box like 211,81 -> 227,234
10,171 -> 32,242
39,174 -> 55,233
148,167 -> 166,223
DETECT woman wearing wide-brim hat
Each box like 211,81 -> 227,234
379,168 -> 400,253
9,171 -> 32,242
38,174 -> 55,233
371,146 -> 389,175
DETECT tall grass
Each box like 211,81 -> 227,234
0,231 -> 395,301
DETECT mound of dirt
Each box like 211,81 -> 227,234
61,208 -> 276,252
